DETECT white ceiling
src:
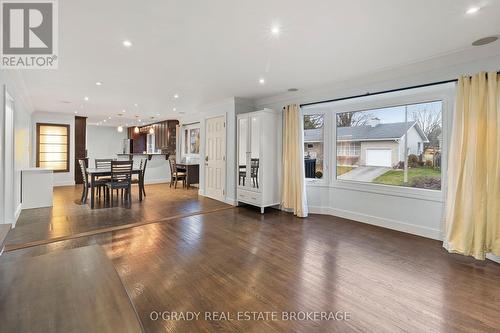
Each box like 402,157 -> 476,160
17,0 -> 500,126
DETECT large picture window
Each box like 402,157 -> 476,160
336,101 -> 442,190
36,123 -> 70,172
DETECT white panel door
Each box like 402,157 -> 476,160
205,116 -> 226,201
366,149 -> 392,167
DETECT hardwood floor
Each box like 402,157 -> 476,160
2,207 -> 499,332
7,183 -> 230,247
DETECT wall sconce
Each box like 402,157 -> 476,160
134,126 -> 139,134
149,127 -> 154,134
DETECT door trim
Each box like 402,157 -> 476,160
203,114 -> 227,202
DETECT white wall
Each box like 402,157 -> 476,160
179,97 -> 254,205
31,112 -> 75,186
254,50 -> 500,240
0,71 -> 34,225
86,125 -> 127,166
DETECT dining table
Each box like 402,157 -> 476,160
86,167 -> 142,209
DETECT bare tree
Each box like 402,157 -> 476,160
336,111 -> 372,127
411,109 -> 442,148
304,114 -> 324,129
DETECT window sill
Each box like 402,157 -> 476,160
331,179 -> 444,202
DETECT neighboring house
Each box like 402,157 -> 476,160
304,118 -> 428,168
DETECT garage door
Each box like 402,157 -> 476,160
366,149 -> 392,167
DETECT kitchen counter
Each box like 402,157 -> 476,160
117,152 -> 170,160
116,153 -> 171,184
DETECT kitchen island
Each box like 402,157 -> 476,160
117,153 -> 171,184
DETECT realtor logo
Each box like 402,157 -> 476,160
1,0 -> 58,69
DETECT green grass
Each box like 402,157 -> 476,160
374,167 -> 441,187
337,166 -> 354,176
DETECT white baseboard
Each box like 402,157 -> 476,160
486,253 -> 500,264
144,178 -> 170,185
53,180 -> 75,187
13,203 -> 22,228
224,197 -> 237,206
308,205 -> 442,240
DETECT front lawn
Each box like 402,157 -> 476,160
337,166 -> 354,176
374,167 -> 441,189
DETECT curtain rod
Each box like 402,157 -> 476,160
300,71 -> 500,108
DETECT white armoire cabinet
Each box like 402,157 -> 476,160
237,109 -> 280,213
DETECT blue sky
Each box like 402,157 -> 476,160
357,101 -> 442,124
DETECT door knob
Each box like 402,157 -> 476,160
205,155 -> 209,161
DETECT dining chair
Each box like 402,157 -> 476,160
168,157 -> 186,189
250,158 -> 259,188
239,165 -> 246,186
105,160 -> 133,207
131,158 -> 147,198
94,158 -> 113,197
79,159 -> 107,204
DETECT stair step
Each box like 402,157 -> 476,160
0,224 -> 12,256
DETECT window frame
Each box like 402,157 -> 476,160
302,108 -> 329,185
303,83 -> 455,201
181,123 -> 201,158
36,123 -> 70,173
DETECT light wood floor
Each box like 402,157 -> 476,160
7,183 -> 230,247
2,206 -> 499,332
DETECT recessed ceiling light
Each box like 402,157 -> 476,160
134,103 -> 138,107
84,96 -> 89,101
138,119 -> 142,122
259,78 -> 265,84
472,35 -> 499,46
466,6 -> 480,14
117,126 -> 123,133
103,119 -> 107,122
173,107 -> 176,111
122,109 -> 126,113
74,111 -> 78,114
123,40 -> 132,47
95,81 -> 102,86
271,25 -> 280,36
108,116 -> 111,119
173,94 -> 179,99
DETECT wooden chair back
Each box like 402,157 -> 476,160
78,159 -> 88,187
110,160 -> 133,183
168,157 -> 177,177
95,158 -> 113,169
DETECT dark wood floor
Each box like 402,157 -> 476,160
7,184 -> 230,247
2,207 -> 499,332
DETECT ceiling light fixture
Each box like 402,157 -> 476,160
123,40 -> 132,47
271,25 -> 281,36
108,116 -> 111,119
149,127 -> 154,134
173,107 -> 176,111
134,126 -> 139,134
84,96 -> 89,101
122,109 -> 126,113
103,119 -> 106,122
95,81 -> 102,86
74,111 -> 78,114
472,35 -> 499,46
173,94 -> 179,99
259,78 -> 265,84
134,103 -> 138,107
117,126 -> 123,133
466,6 -> 480,14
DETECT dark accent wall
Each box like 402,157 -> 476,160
74,116 -> 87,184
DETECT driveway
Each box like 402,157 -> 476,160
338,166 -> 391,182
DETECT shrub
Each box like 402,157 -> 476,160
408,154 -> 419,168
315,171 -> 323,179
409,176 -> 441,190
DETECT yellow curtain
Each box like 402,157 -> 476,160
445,72 -> 500,260
282,104 -> 308,217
